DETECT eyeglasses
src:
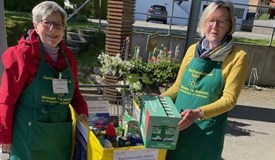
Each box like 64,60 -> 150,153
205,18 -> 229,27
39,20 -> 65,30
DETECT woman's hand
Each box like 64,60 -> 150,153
178,108 -> 201,131
0,143 -> 11,153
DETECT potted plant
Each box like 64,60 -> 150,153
97,47 -> 180,105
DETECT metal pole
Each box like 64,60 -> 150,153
268,27 -> 275,46
168,0 -> 175,35
98,0 -> 102,31
183,0 -> 202,57
0,0 -> 8,76
67,0 -> 90,20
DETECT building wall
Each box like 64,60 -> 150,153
248,0 -> 261,13
249,0 -> 272,15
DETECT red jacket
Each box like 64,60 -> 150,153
0,30 -> 88,144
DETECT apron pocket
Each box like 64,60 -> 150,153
196,119 -> 216,135
33,106 -> 70,122
28,121 -> 72,159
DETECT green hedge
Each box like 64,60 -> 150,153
5,11 -> 33,46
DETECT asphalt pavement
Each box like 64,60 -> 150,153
223,86 -> 275,160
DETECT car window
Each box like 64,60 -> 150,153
152,5 -> 166,11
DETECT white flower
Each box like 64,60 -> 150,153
116,80 -> 142,93
98,53 -> 132,77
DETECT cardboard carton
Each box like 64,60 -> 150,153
140,96 -> 181,150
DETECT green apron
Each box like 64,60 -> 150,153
166,58 -> 227,160
10,43 -> 75,160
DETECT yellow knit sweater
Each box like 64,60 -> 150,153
162,43 -> 248,119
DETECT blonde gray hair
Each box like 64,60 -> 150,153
32,1 -> 67,25
198,1 -> 236,37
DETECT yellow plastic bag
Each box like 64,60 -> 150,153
70,105 -> 77,160
70,104 -> 91,160
87,125 -> 167,160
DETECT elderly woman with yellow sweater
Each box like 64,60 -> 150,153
162,1 -> 248,160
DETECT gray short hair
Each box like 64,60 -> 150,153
32,1 -> 67,25
198,1 -> 236,37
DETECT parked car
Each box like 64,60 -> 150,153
146,5 -> 168,24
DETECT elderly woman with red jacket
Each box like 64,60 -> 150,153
0,1 -> 88,159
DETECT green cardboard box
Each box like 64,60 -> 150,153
140,96 -> 181,150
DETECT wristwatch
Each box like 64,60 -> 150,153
198,108 -> 203,120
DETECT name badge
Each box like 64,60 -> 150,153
52,79 -> 69,93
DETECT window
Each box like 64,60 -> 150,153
235,8 -> 245,19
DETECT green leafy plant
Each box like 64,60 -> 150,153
98,47 -> 180,86
129,45 -> 180,86
97,46 -> 180,105
258,13 -> 270,20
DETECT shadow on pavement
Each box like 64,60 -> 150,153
225,120 -> 252,136
225,104 -> 274,136
228,105 -> 275,123
225,120 -> 269,137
